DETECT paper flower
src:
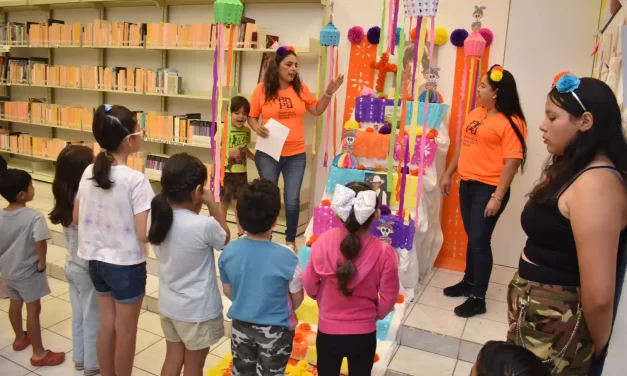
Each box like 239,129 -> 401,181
479,27 -> 494,46
552,71 -> 574,87
367,26 -> 381,44
348,26 -> 365,44
556,74 -> 581,93
450,28 -> 469,47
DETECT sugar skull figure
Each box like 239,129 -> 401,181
423,67 -> 440,91
376,221 -> 395,245
472,5 -> 486,31
342,130 -> 357,153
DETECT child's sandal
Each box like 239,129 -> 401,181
12,332 -> 30,351
84,368 -> 100,376
75,362 -> 85,371
30,350 -> 65,367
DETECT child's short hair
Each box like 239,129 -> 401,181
476,341 -> 550,376
230,96 -> 250,114
0,168 -> 32,203
237,179 -> 280,235
0,155 -> 7,173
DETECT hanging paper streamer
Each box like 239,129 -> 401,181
313,52 -> 322,155
221,26 -> 235,187
398,135 -> 409,218
390,0 -> 401,55
411,17 -> 422,94
333,47 -> 339,156
320,13 -> 340,168
343,39 -> 377,128
396,63 -> 410,201
210,27 -> 220,190
378,0 -> 387,57
323,45 -> 335,167
214,23 -> 226,201
386,29 -> 404,184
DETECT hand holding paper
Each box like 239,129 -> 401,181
255,118 -> 290,161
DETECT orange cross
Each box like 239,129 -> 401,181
370,52 -> 398,93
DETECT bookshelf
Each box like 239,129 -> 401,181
0,0 -> 326,236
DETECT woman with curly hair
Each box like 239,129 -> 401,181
248,46 -> 344,252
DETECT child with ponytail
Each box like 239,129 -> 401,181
148,153 -> 230,376
49,145 -> 99,375
75,104 -> 154,376
302,182 -> 400,376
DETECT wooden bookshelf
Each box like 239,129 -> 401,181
0,0 -> 326,236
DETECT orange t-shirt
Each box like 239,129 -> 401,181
458,107 -> 527,186
249,82 -> 318,157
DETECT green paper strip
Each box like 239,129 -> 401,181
387,29 -> 404,187
378,0 -> 386,57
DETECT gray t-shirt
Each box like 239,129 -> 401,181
152,209 -> 226,322
0,207 -> 51,280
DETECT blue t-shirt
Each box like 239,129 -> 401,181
218,237 -> 302,327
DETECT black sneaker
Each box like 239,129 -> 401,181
443,280 -> 473,297
454,296 -> 487,318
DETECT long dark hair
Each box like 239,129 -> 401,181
263,50 -> 303,103
487,65 -> 527,172
148,153 -> 208,245
476,341 -> 549,376
530,77 -> 627,203
336,181 -> 379,297
49,145 -> 94,227
91,104 -> 137,190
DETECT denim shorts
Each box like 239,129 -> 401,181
88,261 -> 147,304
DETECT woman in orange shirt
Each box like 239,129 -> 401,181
248,46 -> 344,252
440,65 -> 527,318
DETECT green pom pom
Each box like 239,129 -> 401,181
214,0 -> 243,25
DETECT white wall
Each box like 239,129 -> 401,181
492,0 -> 601,267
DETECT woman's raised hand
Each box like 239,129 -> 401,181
325,74 -> 345,96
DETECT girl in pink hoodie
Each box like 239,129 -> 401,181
302,182 -> 400,376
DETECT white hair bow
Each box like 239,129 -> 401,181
331,184 -> 377,225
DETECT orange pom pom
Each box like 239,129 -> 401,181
366,127 -> 375,132
357,165 -> 367,170
374,353 -> 380,363
320,200 -> 332,206
299,323 -> 312,331
397,294 -> 405,304
426,129 -> 438,139
305,235 -> 318,246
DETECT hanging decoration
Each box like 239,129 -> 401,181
320,0 -> 340,167
342,34 -> 377,134
437,5 -> 493,271
211,0 -> 243,199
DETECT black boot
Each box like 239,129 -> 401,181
443,280 -> 473,297
454,296 -> 486,318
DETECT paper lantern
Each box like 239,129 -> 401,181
213,0 -> 243,25
464,30 -> 486,57
320,22 -> 340,47
403,0 -> 439,17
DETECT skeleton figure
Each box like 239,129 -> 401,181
423,67 -> 440,91
342,130 -> 357,153
472,5 -> 486,31
376,221 -> 395,245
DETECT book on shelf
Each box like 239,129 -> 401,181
7,57 -> 49,85
83,20 -> 146,47
0,22 -> 27,46
30,103 -> 94,130
0,132 -> 32,155
28,20 -> 81,47
0,101 -> 29,122
31,63 -> 81,88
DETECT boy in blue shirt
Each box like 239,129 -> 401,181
219,179 -> 304,375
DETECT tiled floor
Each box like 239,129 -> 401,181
0,277 -> 231,376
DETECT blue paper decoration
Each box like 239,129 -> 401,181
325,164 -> 369,193
405,102 -> 450,129
320,22 -> 340,47
298,246 -> 312,270
376,310 -> 395,341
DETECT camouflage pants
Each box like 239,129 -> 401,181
507,273 -> 594,375
231,320 -> 294,376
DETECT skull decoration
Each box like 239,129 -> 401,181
376,221 -> 395,245
472,5 -> 486,31
342,130 -> 357,153
423,67 -> 440,90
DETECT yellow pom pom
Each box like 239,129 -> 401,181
490,70 -> 503,82
344,120 -> 359,131
434,27 -> 449,46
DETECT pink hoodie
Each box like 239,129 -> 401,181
301,227 -> 400,335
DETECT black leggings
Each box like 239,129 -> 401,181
459,180 -> 510,297
316,331 -> 377,376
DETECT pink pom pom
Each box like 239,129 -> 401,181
360,87 -> 376,97
479,28 -> 494,46
348,26 -> 365,44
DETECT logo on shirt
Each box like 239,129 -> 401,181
465,119 -> 482,135
279,97 -> 294,109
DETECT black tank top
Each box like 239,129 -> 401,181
520,166 -> 627,286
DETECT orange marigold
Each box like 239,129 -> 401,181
293,332 -> 305,342
374,353 -> 380,363
357,165 -> 367,170
397,294 -> 405,304
366,127 -> 375,132
320,200 -> 332,206
299,323 -> 312,331
306,235 -> 318,247
426,129 -> 438,139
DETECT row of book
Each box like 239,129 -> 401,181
0,101 -> 94,131
1,60 -> 182,95
1,19 -> 274,49
144,153 -> 212,186
0,100 -> 214,147
0,133 -> 89,160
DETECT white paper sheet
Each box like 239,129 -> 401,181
255,118 -> 290,161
